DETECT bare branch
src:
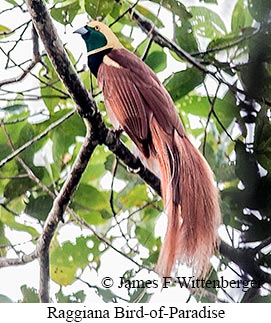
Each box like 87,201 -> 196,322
0,253 -> 37,268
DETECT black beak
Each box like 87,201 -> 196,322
73,26 -> 88,35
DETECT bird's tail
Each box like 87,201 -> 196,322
150,122 -> 221,278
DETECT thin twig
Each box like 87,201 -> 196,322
109,156 -> 119,217
202,82 -> 221,156
0,253 -> 37,268
0,109 -> 75,169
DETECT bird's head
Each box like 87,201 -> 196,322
74,21 -> 123,56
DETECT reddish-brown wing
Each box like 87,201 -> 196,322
97,49 -> 185,156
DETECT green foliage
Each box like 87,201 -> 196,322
0,294 -> 13,303
165,67 -> 205,102
19,285 -> 39,303
85,0 -> 114,20
136,39 -> 167,73
231,0 -> 253,32
150,0 -> 192,19
55,288 -> 86,303
1,0 -> 271,304
51,0 -> 81,25
50,236 -> 102,286
248,0 -> 271,22
174,20 -> 199,53
189,6 -> 227,38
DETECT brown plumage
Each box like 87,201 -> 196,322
76,21 -> 221,278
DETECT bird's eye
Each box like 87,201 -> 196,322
94,25 -> 100,31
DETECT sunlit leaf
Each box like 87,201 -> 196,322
0,25 -> 13,39
55,288 -> 86,303
231,0 -> 253,32
0,207 -> 39,237
175,20 -> 199,53
136,5 -> 164,28
72,183 -> 110,221
117,184 -> 149,209
20,285 -> 39,303
85,0 -> 114,19
0,221 -> 10,257
51,0 -> 80,25
50,236 -> 104,285
150,0 -> 192,19
189,6 -> 227,38
135,39 -> 167,73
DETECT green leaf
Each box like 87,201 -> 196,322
95,286 -> 119,303
0,207 -> 39,238
20,285 -> 39,303
104,154 -> 137,182
4,0 -> 18,5
51,0 -> 80,25
51,113 -> 85,170
176,92 -> 239,130
85,0 -> 114,19
72,184 -> 110,224
39,56 -> 65,112
75,146 -> 106,185
55,288 -> 86,303
231,0 -> 253,32
136,5 -> 164,28
117,184 -> 149,209
248,0 -> 271,22
74,183 -> 109,211
0,104 -> 28,114
0,118 -> 28,146
145,50 -> 167,73
25,194 -> 53,221
207,31 -> 248,53
4,177 -> 35,201
15,123 -> 35,167
150,0 -> 192,19
0,25 -> 13,39
135,225 -> 156,249
0,294 -> 13,303
189,6 -> 227,38
0,220 -> 10,257
129,288 -> 153,303
135,40 -> 167,73
175,20 -> 199,53
50,236 -> 103,285
164,67 -> 205,102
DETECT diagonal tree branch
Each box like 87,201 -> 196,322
36,123 -> 97,302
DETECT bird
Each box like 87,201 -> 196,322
75,21 -> 221,278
